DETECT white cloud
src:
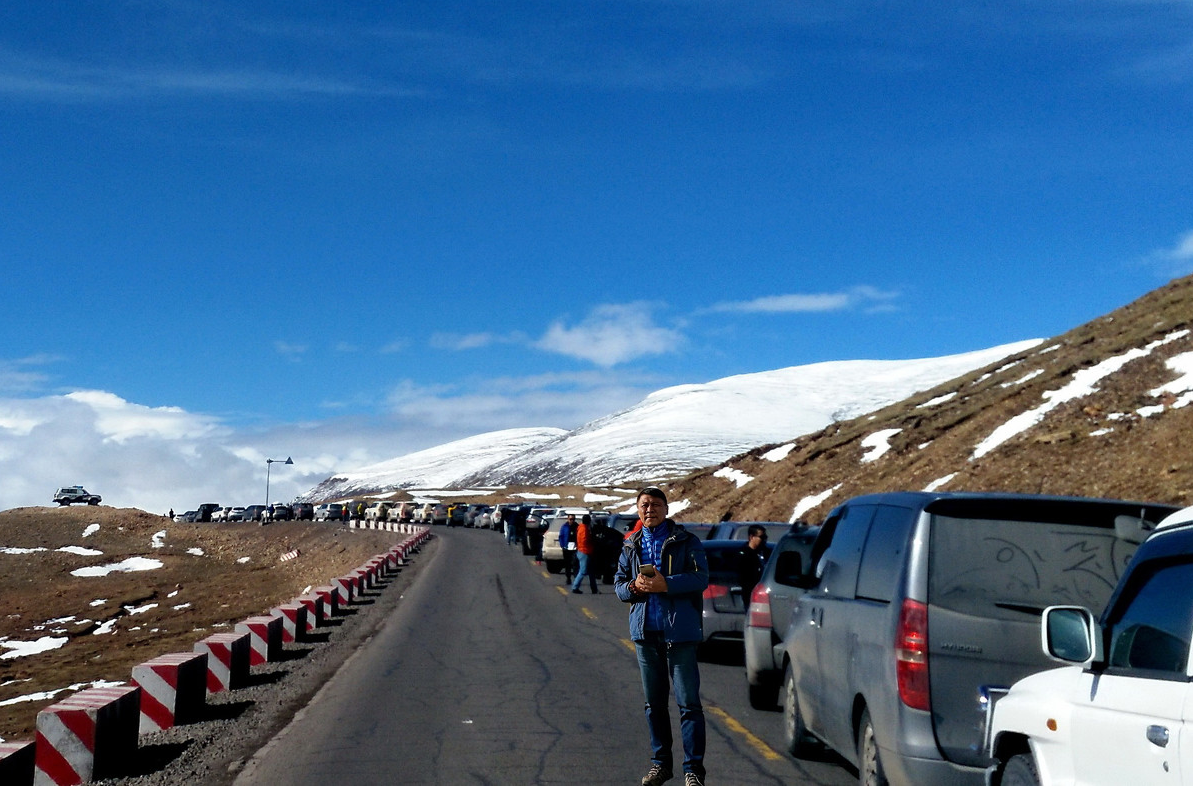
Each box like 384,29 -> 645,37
0,354 -> 62,393
1148,230 -> 1193,276
273,341 -> 307,361
535,303 -> 684,367
429,331 -> 524,351
708,286 -> 899,314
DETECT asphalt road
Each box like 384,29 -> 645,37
235,526 -> 857,786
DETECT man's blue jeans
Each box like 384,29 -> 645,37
635,632 -> 705,777
570,551 -> 597,592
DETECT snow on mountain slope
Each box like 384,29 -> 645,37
459,340 -> 1043,486
305,340 -> 1040,498
301,427 -> 566,500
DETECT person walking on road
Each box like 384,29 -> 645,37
570,514 -> 599,594
736,524 -> 768,601
615,486 -> 709,786
559,514 -> 576,584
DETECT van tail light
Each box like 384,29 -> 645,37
895,598 -> 931,711
747,583 -> 771,629
704,584 -> 730,600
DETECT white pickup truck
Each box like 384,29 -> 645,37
986,507 -> 1193,786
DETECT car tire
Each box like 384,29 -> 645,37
857,709 -> 889,786
545,560 -> 563,574
782,663 -> 816,757
1000,753 -> 1041,786
749,680 -> 779,711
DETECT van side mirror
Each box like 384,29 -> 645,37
1043,605 -> 1102,667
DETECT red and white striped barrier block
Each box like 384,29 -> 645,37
0,741 -> 34,785
296,593 -> 325,631
194,632 -> 250,694
313,586 -> 340,617
350,568 -> 371,595
333,575 -> 356,606
34,685 -> 140,786
278,549 -> 300,562
270,602 -> 308,643
131,652 -> 207,734
234,616 -> 283,666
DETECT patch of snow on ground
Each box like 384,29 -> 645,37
762,443 -> 796,462
1138,404 -> 1166,417
71,557 -> 164,577
973,330 -> 1188,460
187,547 -> 204,556
918,392 -> 956,408
173,603 -> 192,611
1090,428 -> 1114,437
93,620 -> 117,635
861,429 -> 902,463
237,557 -> 251,564
0,679 -> 124,708
81,523 -> 100,538
1002,369 -> 1044,388
515,492 -> 562,500
89,599 -> 106,607
151,530 -> 167,549
924,473 -> 957,492
583,493 -> 624,503
713,467 -> 754,488
57,546 -> 103,556
1,547 -> 47,555
1038,344 -> 1060,354
669,499 -> 691,516
124,603 -> 158,615
0,635 -> 69,660
791,484 -> 842,522
1151,347 -> 1193,407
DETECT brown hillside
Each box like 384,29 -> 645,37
672,273 -> 1193,524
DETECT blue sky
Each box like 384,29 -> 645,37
1,0 -> 1191,510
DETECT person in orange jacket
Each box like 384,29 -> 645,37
569,514 -> 599,594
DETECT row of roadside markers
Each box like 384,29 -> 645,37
0,526 -> 432,786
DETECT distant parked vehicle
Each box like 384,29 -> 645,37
242,504 -> 267,522
447,504 -> 468,528
541,508 -> 587,573
226,506 -> 247,522
364,502 -> 392,522
292,502 -> 314,521
744,524 -> 820,709
263,504 -> 293,522
53,486 -> 101,506
196,503 -> 221,523
210,506 -> 231,522
314,503 -> 344,522
174,510 -> 198,522
430,504 -> 449,526
700,539 -> 774,644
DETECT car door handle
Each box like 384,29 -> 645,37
810,607 -> 824,627
1147,725 -> 1170,748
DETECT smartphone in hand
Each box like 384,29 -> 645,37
639,564 -> 657,578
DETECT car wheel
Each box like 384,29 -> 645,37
782,663 -> 816,757
749,680 -> 779,711
857,709 -> 888,786
1000,753 -> 1041,786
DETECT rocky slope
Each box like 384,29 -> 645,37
669,274 -> 1193,525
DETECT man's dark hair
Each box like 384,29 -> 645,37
747,524 -> 767,539
637,486 -> 668,504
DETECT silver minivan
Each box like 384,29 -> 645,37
779,491 -> 1178,786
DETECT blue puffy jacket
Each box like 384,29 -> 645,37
614,521 -> 709,643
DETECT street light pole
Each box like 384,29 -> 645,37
265,457 -> 294,508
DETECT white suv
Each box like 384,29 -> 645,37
53,486 -> 101,506
987,509 -> 1193,786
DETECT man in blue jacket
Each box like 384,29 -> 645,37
615,486 -> 709,786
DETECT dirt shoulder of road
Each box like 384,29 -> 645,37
0,505 -> 417,742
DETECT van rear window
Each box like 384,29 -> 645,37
929,515 -> 1137,620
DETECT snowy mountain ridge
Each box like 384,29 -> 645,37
303,339 -> 1041,499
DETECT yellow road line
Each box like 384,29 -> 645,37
621,638 -> 636,653
581,607 -> 597,620
555,586 -> 569,596
707,705 -> 784,761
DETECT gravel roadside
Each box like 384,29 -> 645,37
94,536 -> 439,786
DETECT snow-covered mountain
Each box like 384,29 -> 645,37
304,340 -> 1041,499
300,427 -> 566,500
